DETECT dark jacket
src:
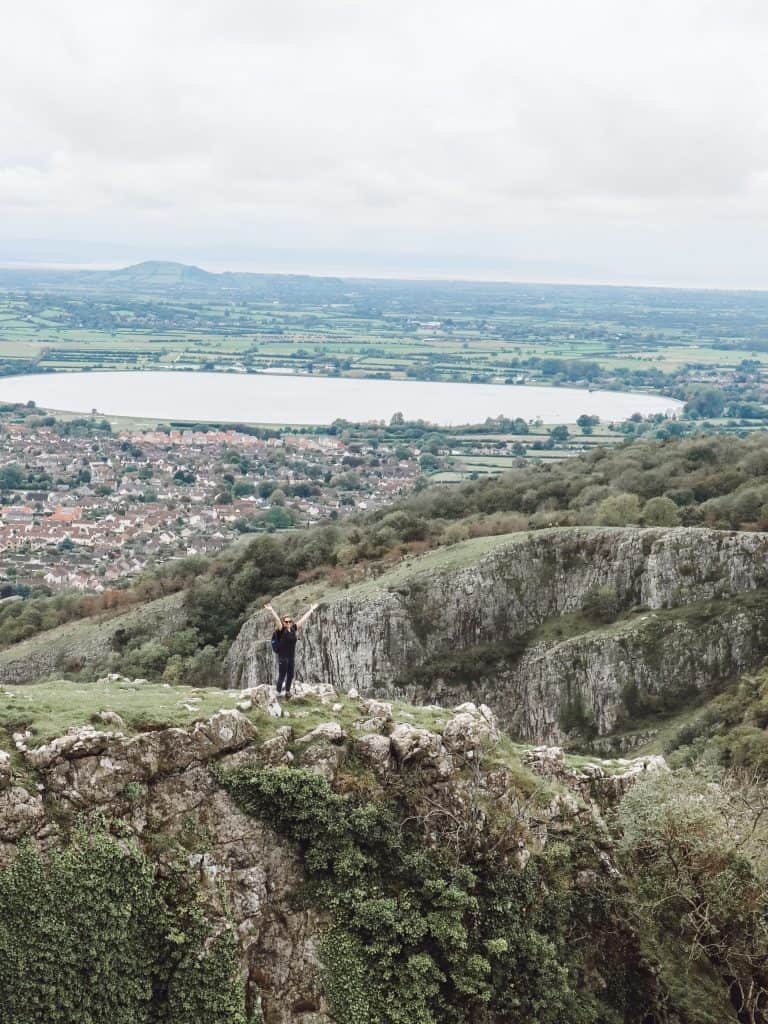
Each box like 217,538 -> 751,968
273,624 -> 298,659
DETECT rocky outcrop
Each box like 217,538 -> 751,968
523,745 -> 668,804
0,693 -> 663,1022
410,592 -> 768,743
227,527 -> 768,741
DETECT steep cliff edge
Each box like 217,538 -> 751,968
227,527 -> 768,743
0,678 -> 667,1024
3,674 -> 767,1023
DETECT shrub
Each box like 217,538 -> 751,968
222,766 -> 601,1024
595,492 -> 641,526
642,496 -> 680,527
616,769 -> 768,1022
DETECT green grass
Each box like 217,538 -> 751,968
0,678 -> 245,748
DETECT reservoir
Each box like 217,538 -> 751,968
0,371 -> 682,426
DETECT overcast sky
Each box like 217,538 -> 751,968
3,0 -> 768,288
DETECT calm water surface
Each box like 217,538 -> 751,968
0,371 -> 682,426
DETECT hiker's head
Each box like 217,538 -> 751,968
282,616 -> 293,627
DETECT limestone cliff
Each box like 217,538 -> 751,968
0,682 -> 664,1023
227,527 -> 768,742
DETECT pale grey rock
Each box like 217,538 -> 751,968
96,710 -> 126,728
26,711 -> 258,805
241,685 -> 282,717
297,722 -> 345,745
354,698 -> 393,734
354,733 -> 392,772
0,785 -> 45,841
523,745 -> 669,804
362,699 -> 393,720
0,751 -> 11,791
389,723 -> 443,766
298,742 -> 345,780
261,726 -> 294,765
442,705 -> 500,755
297,682 -> 338,702
226,528 -> 768,744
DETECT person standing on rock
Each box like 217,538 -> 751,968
265,601 -> 319,699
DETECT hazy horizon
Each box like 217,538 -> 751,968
3,252 -> 768,295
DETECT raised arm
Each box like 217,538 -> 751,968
296,603 -> 319,629
264,602 -> 283,628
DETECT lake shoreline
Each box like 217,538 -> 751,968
0,369 -> 684,427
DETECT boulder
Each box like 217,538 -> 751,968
523,745 -> 669,805
239,685 -> 282,718
298,742 -> 345,781
354,733 -> 392,772
389,724 -> 443,767
25,726 -> 119,770
95,710 -> 126,729
0,785 -> 45,841
192,710 -> 258,755
0,751 -> 11,791
297,722 -> 346,745
296,682 -> 338,703
442,705 -> 500,756
261,727 -> 294,765
355,699 -> 393,733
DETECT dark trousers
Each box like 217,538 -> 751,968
276,657 -> 295,694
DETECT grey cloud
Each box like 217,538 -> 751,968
2,0 -> 768,286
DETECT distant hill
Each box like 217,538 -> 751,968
101,260 -> 218,288
0,259 -> 350,300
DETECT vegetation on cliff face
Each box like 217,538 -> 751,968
222,761 -> 768,1024
221,765 -> 636,1024
0,679 -> 767,1022
663,662 -> 768,773
617,770 -> 768,1024
0,825 -> 247,1024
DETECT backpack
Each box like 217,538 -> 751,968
271,629 -> 280,653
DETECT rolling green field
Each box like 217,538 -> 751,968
1,265 -> 767,386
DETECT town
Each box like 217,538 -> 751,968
0,408 -> 422,593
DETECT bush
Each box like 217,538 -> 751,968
581,585 -> 619,625
222,766 -> 601,1024
642,496 -> 680,526
617,770 -> 768,1021
595,492 -> 641,526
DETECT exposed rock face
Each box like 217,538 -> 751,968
0,698 -> 660,1021
523,745 -> 669,804
419,593 -> 768,743
227,527 -> 768,741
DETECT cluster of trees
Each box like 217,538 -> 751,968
390,432 -> 768,535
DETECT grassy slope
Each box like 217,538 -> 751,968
0,592 -> 185,677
